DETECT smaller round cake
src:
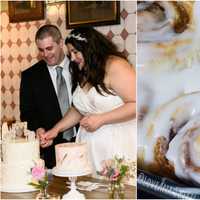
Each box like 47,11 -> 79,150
53,142 -> 92,176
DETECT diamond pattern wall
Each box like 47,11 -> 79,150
0,1 -> 136,122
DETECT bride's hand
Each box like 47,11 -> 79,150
44,128 -> 59,140
80,114 -> 104,132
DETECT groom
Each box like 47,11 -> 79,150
20,24 -> 75,169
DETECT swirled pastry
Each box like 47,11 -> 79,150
166,115 -> 200,185
137,1 -> 200,71
138,92 -> 200,184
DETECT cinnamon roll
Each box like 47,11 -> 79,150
138,92 -> 200,184
137,1 -> 200,71
166,115 -> 200,185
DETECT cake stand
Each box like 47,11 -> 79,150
52,167 -> 90,200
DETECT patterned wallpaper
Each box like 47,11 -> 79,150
0,1 -> 136,122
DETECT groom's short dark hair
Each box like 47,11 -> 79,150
35,24 -> 62,44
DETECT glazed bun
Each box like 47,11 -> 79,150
138,92 -> 200,184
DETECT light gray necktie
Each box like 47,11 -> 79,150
56,66 -> 74,140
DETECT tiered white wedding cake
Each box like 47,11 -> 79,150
53,142 -> 92,176
0,122 -> 40,192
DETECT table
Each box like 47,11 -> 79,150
1,176 -> 136,199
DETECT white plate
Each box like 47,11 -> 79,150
0,186 -> 38,193
52,167 -> 90,177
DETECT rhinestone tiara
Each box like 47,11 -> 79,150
67,33 -> 87,42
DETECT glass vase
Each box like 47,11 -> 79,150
108,181 -> 125,199
36,187 -> 50,200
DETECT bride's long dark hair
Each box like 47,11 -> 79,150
65,26 -> 127,95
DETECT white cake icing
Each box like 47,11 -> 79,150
0,122 -> 40,192
166,115 -> 200,185
139,92 -> 200,164
137,1 -> 200,185
54,143 -> 92,175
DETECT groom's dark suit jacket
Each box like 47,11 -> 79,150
20,60 -> 70,169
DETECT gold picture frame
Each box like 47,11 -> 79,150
8,1 -> 45,23
66,1 -> 120,29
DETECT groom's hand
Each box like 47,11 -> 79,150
36,128 -> 53,148
40,139 -> 53,148
36,128 -> 45,143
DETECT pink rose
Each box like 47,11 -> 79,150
31,166 -> 45,180
110,169 -> 120,181
114,169 -> 120,177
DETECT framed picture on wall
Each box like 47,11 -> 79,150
66,1 -> 120,29
8,1 -> 45,23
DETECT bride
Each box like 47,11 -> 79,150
38,27 -> 136,178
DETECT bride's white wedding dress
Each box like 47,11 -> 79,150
73,85 -> 136,174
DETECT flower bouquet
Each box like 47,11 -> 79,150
97,156 -> 136,199
28,159 -> 49,199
